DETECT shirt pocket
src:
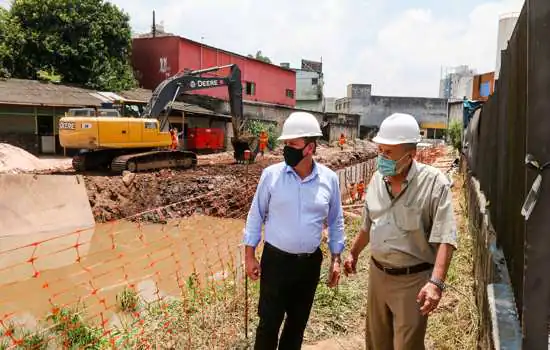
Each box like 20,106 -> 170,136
392,205 -> 422,232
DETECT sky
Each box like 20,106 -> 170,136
1,0 -> 525,98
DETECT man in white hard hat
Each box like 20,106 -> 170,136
243,111 -> 345,350
344,113 -> 457,349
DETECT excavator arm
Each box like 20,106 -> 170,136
139,64 -> 255,162
142,64 -> 244,136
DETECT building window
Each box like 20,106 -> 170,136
245,82 -> 256,95
480,81 -> 491,97
311,78 -> 318,85
286,89 -> 295,98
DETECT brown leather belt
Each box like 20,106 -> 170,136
372,257 -> 433,276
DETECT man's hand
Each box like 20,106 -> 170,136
245,256 -> 261,280
327,258 -> 341,288
343,254 -> 358,276
416,282 -> 442,316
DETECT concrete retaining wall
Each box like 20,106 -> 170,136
462,159 -> 522,349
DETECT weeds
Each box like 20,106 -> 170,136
116,287 -> 140,313
47,307 -> 108,349
425,174 -> 479,349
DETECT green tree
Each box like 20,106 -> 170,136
0,7 -> 24,78
7,0 -> 137,91
245,120 -> 279,150
248,50 -> 272,64
447,120 -> 463,151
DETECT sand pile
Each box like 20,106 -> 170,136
0,143 -> 47,174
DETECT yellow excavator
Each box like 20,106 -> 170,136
58,64 -> 258,173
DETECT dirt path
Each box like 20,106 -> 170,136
302,335 -> 364,350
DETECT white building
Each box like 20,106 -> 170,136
439,65 -> 476,101
495,12 -> 520,80
295,68 -> 324,111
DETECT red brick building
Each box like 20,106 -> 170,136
132,35 -> 296,107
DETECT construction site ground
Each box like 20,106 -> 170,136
0,142 -> 466,349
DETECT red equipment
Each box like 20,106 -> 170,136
186,127 -> 225,152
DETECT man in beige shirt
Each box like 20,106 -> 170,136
344,113 -> 457,350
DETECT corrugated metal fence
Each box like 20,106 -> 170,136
463,2 -> 550,348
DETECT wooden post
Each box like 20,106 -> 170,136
522,0 -> 550,348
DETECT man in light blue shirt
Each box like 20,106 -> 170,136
243,112 -> 345,350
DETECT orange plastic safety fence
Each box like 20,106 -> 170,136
0,181 -> 255,350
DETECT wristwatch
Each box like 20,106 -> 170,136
428,277 -> 446,292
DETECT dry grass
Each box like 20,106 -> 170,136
303,217 -> 368,346
425,174 -> 479,349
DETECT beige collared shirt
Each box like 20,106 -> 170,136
362,160 -> 457,268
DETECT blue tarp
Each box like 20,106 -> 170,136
463,98 -> 484,129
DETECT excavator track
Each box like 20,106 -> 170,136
110,150 -> 198,173
72,156 -> 86,172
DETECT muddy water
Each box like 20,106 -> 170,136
0,215 -> 245,330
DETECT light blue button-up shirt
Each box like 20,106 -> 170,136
243,161 -> 345,255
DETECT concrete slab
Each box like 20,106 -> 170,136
0,174 -> 95,238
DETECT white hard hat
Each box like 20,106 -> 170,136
278,111 -> 323,140
372,113 -> 422,145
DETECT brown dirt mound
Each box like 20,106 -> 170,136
85,146 -> 377,223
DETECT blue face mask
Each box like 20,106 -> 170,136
377,154 -> 410,176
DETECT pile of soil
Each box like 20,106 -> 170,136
86,145 -> 378,223
0,143 -> 45,173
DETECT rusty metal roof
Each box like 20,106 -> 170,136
118,89 -> 153,102
0,79 -> 228,117
0,78 -> 103,107
170,102 -> 229,118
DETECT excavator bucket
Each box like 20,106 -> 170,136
231,136 -> 259,164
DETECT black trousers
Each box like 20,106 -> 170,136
254,243 -> 323,350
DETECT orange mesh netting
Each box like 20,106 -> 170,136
0,181 -> 256,349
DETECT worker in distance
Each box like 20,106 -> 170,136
344,113 -> 457,349
242,111 -> 345,350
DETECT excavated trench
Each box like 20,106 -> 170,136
84,146 -> 378,223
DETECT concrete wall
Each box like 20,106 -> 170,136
324,97 -> 336,113
334,84 -> 448,129
324,113 -> 360,143
448,101 -> 464,127
354,95 -> 448,127
462,159 -> 521,350
296,100 -> 323,112
178,94 -> 361,151
295,70 -> 322,101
